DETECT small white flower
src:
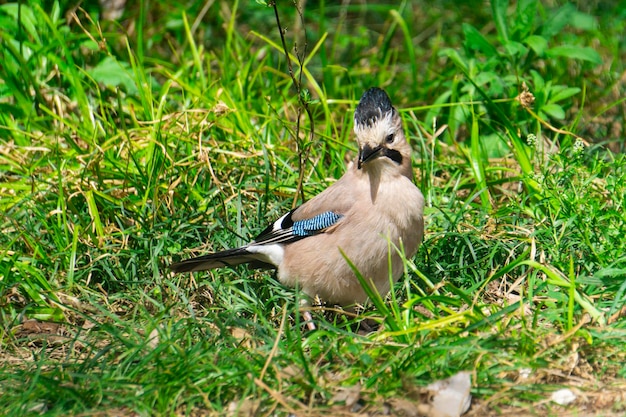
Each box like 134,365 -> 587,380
573,138 -> 585,157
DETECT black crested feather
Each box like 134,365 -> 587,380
354,87 -> 395,128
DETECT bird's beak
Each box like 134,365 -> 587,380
358,144 -> 382,169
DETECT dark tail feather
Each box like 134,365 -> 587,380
169,247 -> 273,273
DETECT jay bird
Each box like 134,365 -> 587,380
170,87 -> 425,308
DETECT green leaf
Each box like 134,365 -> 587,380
87,56 -> 138,94
491,0 -> 510,44
390,10 -> 418,84
503,41 -> 527,57
550,86 -> 581,103
482,133 -> 510,158
515,0 -> 537,34
463,23 -> 498,58
541,103 -> 566,119
439,48 -> 469,72
570,10 -> 597,31
85,190 -> 105,244
541,3 -> 576,38
531,69 -> 545,92
546,46 -> 602,65
469,110 -> 491,209
524,35 -> 548,56
475,71 -> 504,95
0,3 -> 40,42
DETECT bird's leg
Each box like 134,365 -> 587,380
299,298 -> 316,331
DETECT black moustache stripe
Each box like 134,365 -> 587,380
384,148 -> 402,165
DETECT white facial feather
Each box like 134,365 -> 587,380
353,111 -> 396,146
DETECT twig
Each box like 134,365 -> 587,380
253,377 -> 305,415
259,305 -> 288,380
269,0 -> 315,207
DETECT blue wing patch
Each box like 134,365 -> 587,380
292,211 -> 343,236
253,209 -> 343,245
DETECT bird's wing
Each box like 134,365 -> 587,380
253,170 -> 361,245
170,168 -> 361,273
253,208 -> 344,245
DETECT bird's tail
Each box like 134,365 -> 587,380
170,247 -> 273,273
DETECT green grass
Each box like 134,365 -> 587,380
1,0 -> 626,415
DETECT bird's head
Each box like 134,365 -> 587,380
353,87 -> 411,177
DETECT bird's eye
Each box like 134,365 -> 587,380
385,134 -> 395,143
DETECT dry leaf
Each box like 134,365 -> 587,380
147,328 -> 159,349
418,371 -> 472,417
227,398 -> 260,417
388,397 -> 421,417
330,384 -> 362,407
551,388 -> 577,405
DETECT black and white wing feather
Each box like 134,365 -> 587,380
169,209 -> 344,273
254,209 -> 343,245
